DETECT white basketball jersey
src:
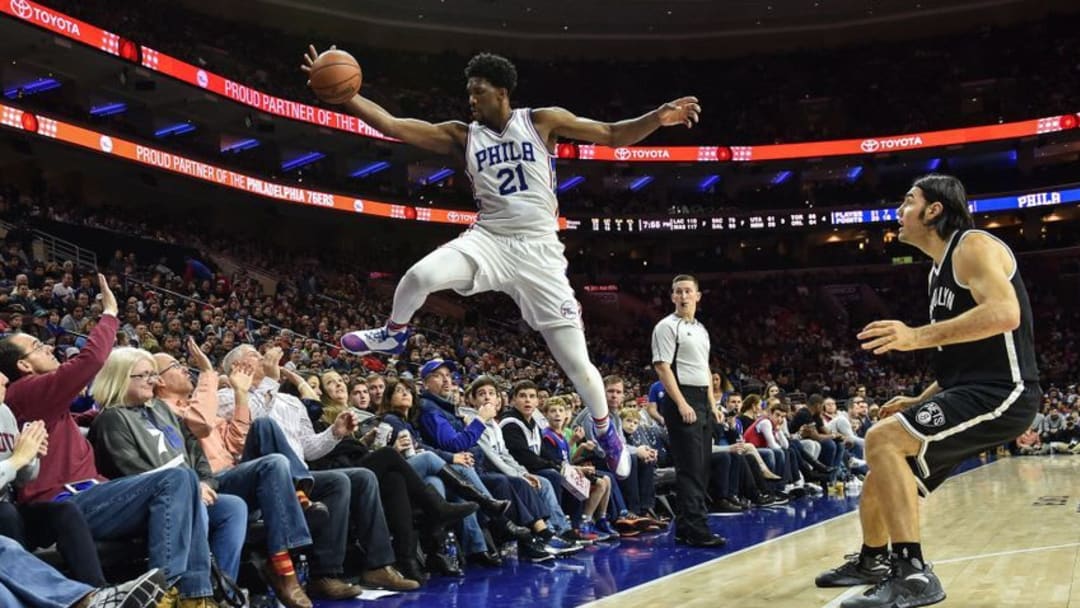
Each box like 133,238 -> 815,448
465,108 -> 559,236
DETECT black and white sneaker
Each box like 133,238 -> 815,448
841,558 -> 946,608
816,552 -> 891,587
86,568 -> 168,608
517,538 -> 556,563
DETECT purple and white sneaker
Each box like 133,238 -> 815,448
340,326 -> 409,355
597,422 -> 632,479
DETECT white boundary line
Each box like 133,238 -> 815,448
580,511 -> 858,607
817,539 -> 1080,608
821,586 -> 867,608
581,458 -> 1007,607
934,541 -> 1080,565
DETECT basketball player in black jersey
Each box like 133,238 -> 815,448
816,174 -> 1040,608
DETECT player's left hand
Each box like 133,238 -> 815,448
656,97 -> 701,128
858,320 -> 920,354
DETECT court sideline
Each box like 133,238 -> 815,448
585,456 -> 1080,608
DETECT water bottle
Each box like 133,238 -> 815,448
444,531 -> 460,572
845,478 -> 863,496
297,554 -> 309,586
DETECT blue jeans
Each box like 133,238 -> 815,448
618,455 -> 657,515
422,463 -> 488,555
405,451 -> 445,477
69,467 -> 212,599
0,501 -> 106,587
204,494 -> 248,580
535,468 -> 579,530
307,470 -> 351,578
708,451 -> 735,498
407,452 -> 488,553
592,469 -> 626,517
533,474 -> 570,533
0,535 -> 93,607
336,467 -> 395,569
216,454 -> 313,555
242,418 -> 315,491
481,473 -> 548,525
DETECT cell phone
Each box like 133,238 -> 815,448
62,479 -> 100,495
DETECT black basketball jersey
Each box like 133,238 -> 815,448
928,229 -> 1039,388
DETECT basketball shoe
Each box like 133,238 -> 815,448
340,325 -> 409,355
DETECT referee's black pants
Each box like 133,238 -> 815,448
660,385 -> 713,538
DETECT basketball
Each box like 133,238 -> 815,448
308,49 -> 362,104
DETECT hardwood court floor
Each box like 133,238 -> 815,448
586,456 -> 1080,608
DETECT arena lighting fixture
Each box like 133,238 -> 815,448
847,166 -> 864,181
281,151 -> 325,171
771,170 -> 793,185
220,138 -> 260,153
3,78 -> 61,99
926,157 -> 942,171
89,102 -> 127,117
629,176 -> 654,192
422,168 -> 454,185
557,176 -> 585,193
698,174 -> 721,192
154,122 -> 196,137
219,138 -> 259,153
350,161 -> 391,178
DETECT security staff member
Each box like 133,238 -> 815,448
651,274 -> 725,547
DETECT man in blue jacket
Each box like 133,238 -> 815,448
418,361 -> 570,560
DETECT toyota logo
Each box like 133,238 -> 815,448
196,70 -> 209,88
99,135 -> 113,153
614,147 -> 631,161
447,211 -> 460,222
10,0 -> 31,19
352,199 -> 364,213
860,139 -> 880,153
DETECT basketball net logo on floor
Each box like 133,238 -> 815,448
1031,495 -> 1068,506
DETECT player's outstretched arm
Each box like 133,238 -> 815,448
533,97 -> 700,148
301,45 -> 466,156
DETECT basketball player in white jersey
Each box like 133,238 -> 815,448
301,47 -> 700,478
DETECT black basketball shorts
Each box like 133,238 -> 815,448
896,382 -> 1040,495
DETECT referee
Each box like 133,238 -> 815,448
651,274 -> 726,547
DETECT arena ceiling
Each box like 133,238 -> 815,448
180,0 -> 1077,57
236,0 -> 1076,36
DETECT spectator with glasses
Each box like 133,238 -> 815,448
87,348 -> 249,589
0,274 -> 221,606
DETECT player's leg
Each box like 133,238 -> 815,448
863,418 -> 922,546
341,247 -> 477,355
510,238 -> 631,478
539,325 -> 630,478
840,417 -> 944,608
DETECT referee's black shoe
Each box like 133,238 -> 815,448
674,531 -> 727,548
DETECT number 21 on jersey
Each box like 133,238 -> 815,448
497,164 -> 530,196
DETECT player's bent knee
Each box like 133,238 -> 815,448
865,417 -> 921,457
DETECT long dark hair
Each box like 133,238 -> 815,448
379,376 -> 417,421
913,173 -> 973,240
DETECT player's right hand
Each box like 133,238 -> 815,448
299,44 -> 337,86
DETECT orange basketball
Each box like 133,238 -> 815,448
309,49 -> 362,105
